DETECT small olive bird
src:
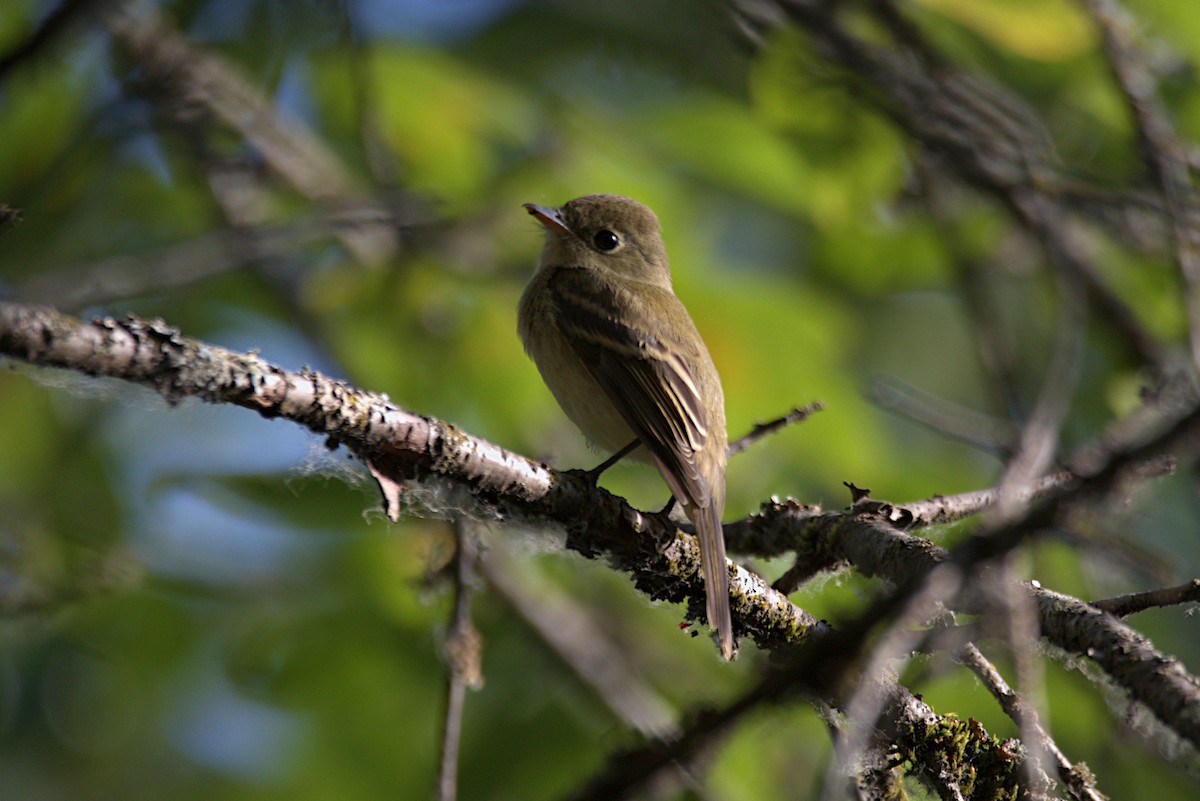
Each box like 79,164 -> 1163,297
518,194 -> 734,660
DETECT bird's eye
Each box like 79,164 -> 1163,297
592,230 -> 620,252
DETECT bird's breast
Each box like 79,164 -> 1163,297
518,272 -> 641,457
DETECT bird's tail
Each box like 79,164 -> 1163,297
696,499 -> 734,660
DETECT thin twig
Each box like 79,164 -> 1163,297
105,2 -> 401,265
436,520 -> 483,801
897,471 -> 1081,528
337,0 -> 400,188
1001,562 -> 1056,794
867,375 -> 1019,457
989,266 -> 1087,524
19,205 -> 398,311
917,158 -> 1025,424
727,401 -> 824,457
1082,0 -> 1200,376
1091,579 -> 1200,617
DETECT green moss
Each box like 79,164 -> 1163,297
893,716 -> 1026,800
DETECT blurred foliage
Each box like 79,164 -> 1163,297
1,0 -> 1199,799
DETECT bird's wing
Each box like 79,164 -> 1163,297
548,267 -> 712,508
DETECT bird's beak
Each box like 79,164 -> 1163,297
523,203 -> 577,239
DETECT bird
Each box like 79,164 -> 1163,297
518,194 -> 734,659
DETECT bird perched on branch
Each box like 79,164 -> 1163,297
518,194 -> 734,659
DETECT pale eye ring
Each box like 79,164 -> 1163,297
592,230 -> 620,252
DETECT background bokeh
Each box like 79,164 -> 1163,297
1,0 -> 1198,798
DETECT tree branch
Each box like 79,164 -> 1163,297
1091,579 -> 1200,617
727,401 -> 823,456
8,297 -> 1200,800
0,301 -> 824,653
436,520 -> 483,801
1083,0 -> 1200,374
958,642 -> 1105,801
734,0 -> 1173,372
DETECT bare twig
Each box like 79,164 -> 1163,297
727,401 -> 824,456
868,375 -> 1019,456
19,204 -> 399,311
1082,0 -> 1200,375
990,267 -> 1087,524
1091,579 -> 1200,617
738,454 -> 1174,558
898,472 -> 1081,528
105,2 -> 401,265
336,0 -> 400,188
1002,563 -> 1056,793
436,520 -> 483,801
908,152 -> 1025,424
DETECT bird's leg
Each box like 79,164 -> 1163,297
563,440 -> 642,558
588,440 -> 679,515
582,441 -> 679,520
582,439 -> 641,482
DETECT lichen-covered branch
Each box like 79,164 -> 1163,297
4,300 -> 1199,773
0,301 -> 822,651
